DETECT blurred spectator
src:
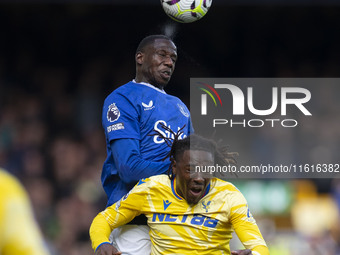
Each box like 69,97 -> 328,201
0,168 -> 50,255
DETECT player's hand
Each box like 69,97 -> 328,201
95,243 -> 122,255
231,249 -> 252,255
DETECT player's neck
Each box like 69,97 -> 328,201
133,78 -> 165,90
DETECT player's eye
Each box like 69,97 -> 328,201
188,166 -> 195,173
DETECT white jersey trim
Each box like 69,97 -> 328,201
132,80 -> 167,94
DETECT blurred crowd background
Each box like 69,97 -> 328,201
0,2 -> 340,255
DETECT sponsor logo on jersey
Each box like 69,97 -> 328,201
151,213 -> 218,228
107,103 -> 120,122
163,200 -> 172,211
153,120 -> 187,144
142,100 -> 155,111
177,103 -> 190,117
107,123 -> 124,132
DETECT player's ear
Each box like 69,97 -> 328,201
136,52 -> 144,65
172,160 -> 177,175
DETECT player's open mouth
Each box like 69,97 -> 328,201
161,70 -> 171,79
189,186 -> 203,197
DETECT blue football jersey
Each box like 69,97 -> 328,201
102,80 -> 192,206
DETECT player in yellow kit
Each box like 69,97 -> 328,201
90,134 -> 269,255
0,168 -> 50,255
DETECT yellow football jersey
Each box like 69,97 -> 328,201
0,169 -> 49,255
90,174 -> 269,255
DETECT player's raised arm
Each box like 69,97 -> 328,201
229,189 -> 269,255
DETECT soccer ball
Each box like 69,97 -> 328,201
161,0 -> 212,23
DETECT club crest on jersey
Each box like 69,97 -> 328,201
202,201 -> 212,212
177,103 -> 190,117
107,103 -> 120,122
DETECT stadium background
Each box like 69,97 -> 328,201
0,1 -> 340,254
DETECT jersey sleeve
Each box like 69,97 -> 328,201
228,189 -> 269,255
111,139 -> 169,184
102,92 -> 140,141
89,177 -> 152,251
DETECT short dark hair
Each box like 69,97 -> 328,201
136,34 -> 174,54
151,125 -> 237,179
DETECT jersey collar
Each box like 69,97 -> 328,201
171,178 -> 183,200
132,80 -> 166,94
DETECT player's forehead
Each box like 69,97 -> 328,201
181,150 -> 214,164
151,38 -> 177,53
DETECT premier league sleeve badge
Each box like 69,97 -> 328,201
107,103 -> 120,122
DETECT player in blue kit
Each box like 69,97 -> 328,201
101,35 -> 192,254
